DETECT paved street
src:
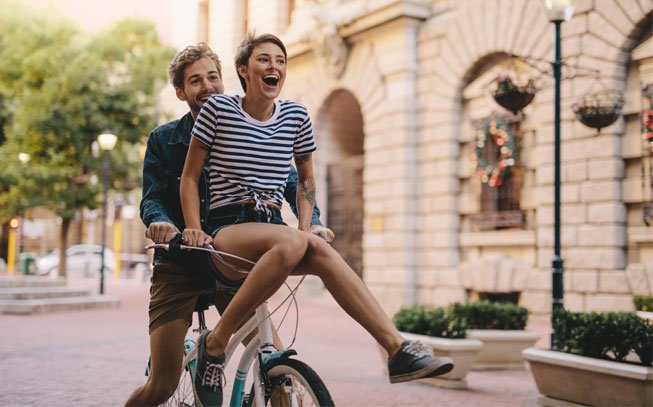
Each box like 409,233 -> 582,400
0,276 -> 545,406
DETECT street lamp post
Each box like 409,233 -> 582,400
17,153 -> 30,255
97,132 -> 117,295
544,0 -> 574,347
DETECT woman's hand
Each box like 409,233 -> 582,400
182,228 -> 213,247
310,224 -> 334,243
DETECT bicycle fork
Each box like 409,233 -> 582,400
231,303 -> 300,407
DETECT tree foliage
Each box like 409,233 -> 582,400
0,1 -> 175,221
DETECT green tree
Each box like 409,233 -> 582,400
0,1 -> 175,277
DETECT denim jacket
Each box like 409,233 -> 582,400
140,112 -> 322,235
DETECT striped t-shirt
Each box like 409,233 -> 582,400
191,94 -> 317,210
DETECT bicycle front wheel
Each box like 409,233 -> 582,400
262,358 -> 334,407
160,367 -> 194,407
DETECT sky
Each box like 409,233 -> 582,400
18,0 -> 176,45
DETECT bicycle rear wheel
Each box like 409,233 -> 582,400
260,358 -> 334,407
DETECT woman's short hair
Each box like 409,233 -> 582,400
235,32 -> 287,92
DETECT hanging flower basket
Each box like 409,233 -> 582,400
492,75 -> 537,114
643,110 -> 653,132
572,90 -> 624,133
469,119 -> 517,187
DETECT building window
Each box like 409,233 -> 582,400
478,291 -> 521,304
242,0 -> 249,34
198,0 -> 209,43
288,0 -> 295,25
471,117 -> 525,230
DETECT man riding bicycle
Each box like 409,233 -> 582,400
125,43 -> 332,406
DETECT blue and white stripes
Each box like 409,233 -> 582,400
192,94 -> 316,210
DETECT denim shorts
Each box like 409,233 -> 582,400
206,202 -> 286,237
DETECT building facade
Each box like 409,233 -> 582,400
179,0 -> 653,315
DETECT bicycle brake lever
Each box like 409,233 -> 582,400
145,243 -> 169,251
144,233 -> 183,252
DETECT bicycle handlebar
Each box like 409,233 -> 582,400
146,233 -> 256,269
146,229 -> 330,273
145,242 -> 224,254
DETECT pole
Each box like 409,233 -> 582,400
7,227 -> 16,275
551,20 -> 565,347
100,150 -> 109,295
113,216 -> 122,280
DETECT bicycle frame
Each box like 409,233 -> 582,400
183,301 -> 293,407
145,241 -> 301,406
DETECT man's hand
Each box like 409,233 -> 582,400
310,224 -> 334,243
146,222 -> 180,243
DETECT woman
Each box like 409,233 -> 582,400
180,32 -> 453,406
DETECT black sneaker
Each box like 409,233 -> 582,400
388,340 -> 454,384
193,331 -> 226,407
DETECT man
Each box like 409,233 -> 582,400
125,43 -> 332,406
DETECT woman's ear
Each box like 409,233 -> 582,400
237,65 -> 248,81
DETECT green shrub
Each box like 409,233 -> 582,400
633,295 -> 653,312
393,305 -> 467,339
552,308 -> 653,366
449,301 -> 529,330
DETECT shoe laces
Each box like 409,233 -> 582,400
403,341 -> 434,358
202,360 -> 226,391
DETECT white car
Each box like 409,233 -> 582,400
36,244 -> 116,278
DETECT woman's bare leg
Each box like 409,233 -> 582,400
203,223 -> 309,356
292,234 -> 404,357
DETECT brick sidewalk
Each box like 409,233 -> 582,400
0,276 -> 544,406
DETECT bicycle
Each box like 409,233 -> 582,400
144,241 -> 334,407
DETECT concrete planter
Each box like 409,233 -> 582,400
523,347 -> 653,406
380,332 -> 483,389
467,329 -> 540,370
636,310 -> 653,322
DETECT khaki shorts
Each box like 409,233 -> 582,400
148,255 -> 243,334
149,203 -> 283,334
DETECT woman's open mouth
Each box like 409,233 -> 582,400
262,75 -> 279,86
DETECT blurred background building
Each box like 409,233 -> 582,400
6,0 -> 652,316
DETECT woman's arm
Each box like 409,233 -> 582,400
283,165 -> 323,226
180,137 -> 212,247
293,152 -> 316,233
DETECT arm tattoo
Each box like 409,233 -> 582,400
299,176 -> 316,205
294,153 -> 310,165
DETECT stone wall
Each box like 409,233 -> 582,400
203,0 -> 653,316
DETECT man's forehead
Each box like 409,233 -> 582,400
184,60 -> 220,80
186,69 -> 219,78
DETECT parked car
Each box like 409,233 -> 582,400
36,244 -> 116,278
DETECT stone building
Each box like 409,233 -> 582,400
178,0 -> 652,315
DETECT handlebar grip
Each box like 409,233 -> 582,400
168,233 -> 184,253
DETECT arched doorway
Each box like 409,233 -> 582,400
316,89 -> 365,276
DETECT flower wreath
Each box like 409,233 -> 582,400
644,110 -> 653,154
470,119 -> 516,187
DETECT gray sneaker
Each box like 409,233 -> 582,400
193,331 -> 226,407
388,340 -> 454,384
